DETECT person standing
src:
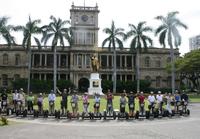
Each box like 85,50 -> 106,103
48,90 -> 56,115
37,93 -> 43,114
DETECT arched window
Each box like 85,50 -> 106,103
15,54 -> 20,65
2,74 -> 8,86
167,57 -> 171,64
3,54 -> 8,65
156,76 -> 162,87
145,76 -> 151,82
156,59 -> 161,67
145,57 -> 150,67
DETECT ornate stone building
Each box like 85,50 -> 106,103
0,4 -> 179,90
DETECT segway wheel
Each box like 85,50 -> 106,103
125,112 -> 129,120
135,111 -> 139,119
82,112 -> 85,120
113,111 -> 116,120
187,109 -> 190,115
180,110 -> 183,116
23,109 -> 27,117
146,111 -> 150,119
103,111 -> 106,120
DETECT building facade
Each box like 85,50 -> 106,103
189,34 -> 200,51
0,4 -> 179,90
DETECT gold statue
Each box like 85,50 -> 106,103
91,54 -> 99,72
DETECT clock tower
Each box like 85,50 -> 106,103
70,3 -> 99,47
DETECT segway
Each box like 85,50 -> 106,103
91,102 -> 102,120
171,101 -> 182,116
154,102 -> 164,118
118,103 -> 129,120
180,100 -> 190,116
146,102 -> 156,119
103,103 -> 116,120
128,103 -> 135,119
67,102 -> 79,120
81,103 -> 92,120
135,103 -> 146,119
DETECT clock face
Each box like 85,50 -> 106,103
81,15 -> 88,22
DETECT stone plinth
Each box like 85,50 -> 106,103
88,73 -> 104,95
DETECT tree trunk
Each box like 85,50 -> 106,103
27,49 -> 31,94
113,49 -> 117,93
53,47 -> 57,94
170,45 -> 175,94
136,49 -> 140,93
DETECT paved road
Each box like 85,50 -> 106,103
0,103 -> 200,139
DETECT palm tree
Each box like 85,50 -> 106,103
155,11 -> 188,94
41,15 -> 70,93
125,22 -> 153,93
0,16 -> 16,46
17,16 -> 42,94
102,21 -> 126,93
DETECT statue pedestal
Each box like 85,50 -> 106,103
88,73 -> 104,96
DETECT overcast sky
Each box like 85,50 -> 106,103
0,0 -> 200,55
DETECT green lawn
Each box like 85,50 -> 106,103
189,94 -> 200,103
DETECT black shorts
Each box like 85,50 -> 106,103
61,101 -> 67,109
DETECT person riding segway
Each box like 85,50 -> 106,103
68,91 -> 79,119
118,92 -> 128,120
82,92 -> 91,119
104,89 -> 116,120
155,91 -> 163,118
136,92 -> 145,119
1,88 -> 8,113
48,90 -> 56,116
57,88 -> 70,116
91,93 -> 101,119
27,92 -> 34,114
180,90 -> 190,116
147,91 -> 156,119
127,91 -> 135,118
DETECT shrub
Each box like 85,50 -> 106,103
1,116 -> 8,125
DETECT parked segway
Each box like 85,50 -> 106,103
118,93 -> 129,120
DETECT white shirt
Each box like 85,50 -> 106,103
156,94 -> 163,102
148,95 -> 156,103
48,93 -> 56,101
13,93 -> 19,100
94,96 -> 100,103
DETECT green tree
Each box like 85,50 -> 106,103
41,15 -> 70,93
102,21 -> 126,93
173,50 -> 200,92
125,21 -> 153,92
0,16 -> 16,46
17,16 -> 42,93
155,11 -> 187,93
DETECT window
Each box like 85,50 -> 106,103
101,74 -> 107,80
3,54 -> 8,65
127,75 -> 132,81
167,76 -> 171,87
116,56 -> 120,68
14,74 -> 20,81
127,56 -> 132,68
145,57 -> 150,67
15,54 -> 20,65
61,55 -> 66,67
156,60 -> 161,67
145,76 -> 151,82
101,55 -> 107,68
167,57 -> 171,63
2,74 -> 8,86
156,76 -> 162,87
47,54 -> 53,67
